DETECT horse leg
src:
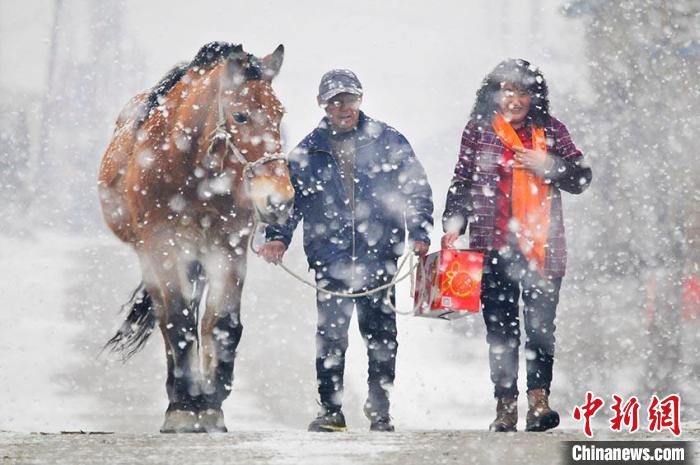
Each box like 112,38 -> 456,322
142,243 -> 204,433
157,318 -> 203,433
199,247 -> 246,432
126,252 -> 198,432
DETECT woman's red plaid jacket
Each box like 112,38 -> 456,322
442,116 -> 592,278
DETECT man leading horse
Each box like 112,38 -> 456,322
260,69 -> 434,432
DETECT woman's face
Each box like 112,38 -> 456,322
498,82 -> 531,127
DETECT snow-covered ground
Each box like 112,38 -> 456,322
1,430 -> 697,465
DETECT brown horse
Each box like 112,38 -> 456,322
98,42 -> 294,433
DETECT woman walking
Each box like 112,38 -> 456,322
442,59 -> 592,432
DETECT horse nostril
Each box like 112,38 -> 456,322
266,195 -> 292,213
266,197 -> 280,211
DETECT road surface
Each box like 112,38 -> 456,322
1,429 -> 696,465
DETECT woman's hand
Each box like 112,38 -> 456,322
513,147 -> 554,176
413,241 -> 430,257
441,231 -> 460,249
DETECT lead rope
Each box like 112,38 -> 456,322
248,219 -> 422,315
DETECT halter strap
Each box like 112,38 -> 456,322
206,95 -> 286,174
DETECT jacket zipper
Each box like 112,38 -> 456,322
325,151 -> 356,285
350,150 -> 356,286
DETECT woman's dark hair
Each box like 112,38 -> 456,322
470,58 -> 550,128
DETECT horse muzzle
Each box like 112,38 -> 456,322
244,154 -> 294,225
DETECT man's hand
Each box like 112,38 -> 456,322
258,240 -> 287,264
441,231 -> 460,249
513,147 -> 554,176
413,240 -> 430,257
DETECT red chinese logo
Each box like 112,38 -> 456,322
573,391 -> 605,438
648,394 -> 681,436
573,393 -> 682,437
610,395 -> 640,433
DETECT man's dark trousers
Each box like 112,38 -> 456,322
314,272 -> 397,416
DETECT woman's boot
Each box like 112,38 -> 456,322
489,397 -> 518,432
526,388 -> 560,432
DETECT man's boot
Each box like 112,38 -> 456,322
308,407 -> 347,432
489,397 -> 518,432
525,388 -> 560,432
363,402 -> 395,432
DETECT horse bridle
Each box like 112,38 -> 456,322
206,93 -> 287,179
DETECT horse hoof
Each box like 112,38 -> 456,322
160,410 -> 203,433
198,408 -> 228,433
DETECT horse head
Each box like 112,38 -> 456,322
205,43 -> 294,225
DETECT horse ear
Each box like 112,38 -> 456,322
261,44 -> 284,81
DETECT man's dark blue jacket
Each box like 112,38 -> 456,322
265,112 -> 433,280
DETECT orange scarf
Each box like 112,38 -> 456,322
492,114 -> 551,273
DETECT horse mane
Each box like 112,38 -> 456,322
136,62 -> 188,127
137,41 -> 260,128
190,41 -> 243,69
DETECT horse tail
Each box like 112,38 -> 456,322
104,262 -> 205,361
103,283 -> 156,361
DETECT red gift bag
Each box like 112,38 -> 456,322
413,249 -> 484,319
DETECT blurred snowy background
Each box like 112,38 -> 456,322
0,0 -> 698,433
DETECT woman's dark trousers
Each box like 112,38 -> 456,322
481,248 -> 562,399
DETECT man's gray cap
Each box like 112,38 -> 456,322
318,69 -> 363,102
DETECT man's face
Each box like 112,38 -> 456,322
320,92 -> 362,131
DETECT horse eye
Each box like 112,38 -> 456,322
233,112 -> 248,124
